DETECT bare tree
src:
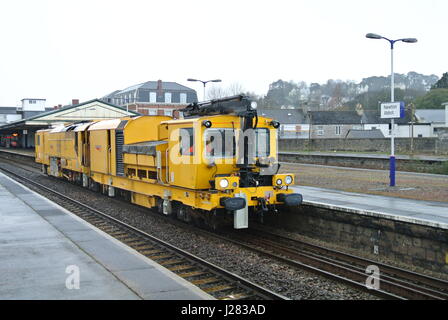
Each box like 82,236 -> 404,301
206,85 -> 227,100
206,82 -> 245,100
227,82 -> 245,96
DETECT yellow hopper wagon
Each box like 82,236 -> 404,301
35,95 -> 302,229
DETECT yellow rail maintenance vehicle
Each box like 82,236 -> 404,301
35,95 -> 302,229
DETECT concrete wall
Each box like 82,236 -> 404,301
266,205 -> 448,274
309,124 -> 434,139
279,137 -> 448,155
446,105 -> 448,126
278,152 -> 447,173
395,124 -> 433,138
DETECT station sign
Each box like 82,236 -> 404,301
381,102 -> 405,119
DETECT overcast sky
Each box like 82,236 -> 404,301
0,0 -> 446,107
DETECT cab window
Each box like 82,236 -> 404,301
179,128 -> 194,156
204,128 -> 235,158
255,128 -> 270,157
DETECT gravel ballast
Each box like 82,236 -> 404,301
0,161 -> 378,300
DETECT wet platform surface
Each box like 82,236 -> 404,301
0,147 -> 34,157
294,186 -> 448,229
0,171 -> 212,300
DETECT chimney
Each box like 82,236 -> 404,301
72,99 -> 79,105
157,80 -> 163,96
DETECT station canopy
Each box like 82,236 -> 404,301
0,99 -> 140,134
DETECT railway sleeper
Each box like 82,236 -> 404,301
159,259 -> 184,266
148,254 -> 173,260
140,249 -> 163,255
108,231 -> 128,237
129,244 -> 154,250
220,293 -> 253,300
177,271 -> 207,278
100,227 -> 120,233
168,265 -> 197,272
125,239 -> 147,245
203,284 -> 235,294
191,277 -> 221,286
114,234 -> 134,241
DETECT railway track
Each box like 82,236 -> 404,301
212,228 -> 448,300
1,154 -> 447,300
0,166 -> 287,301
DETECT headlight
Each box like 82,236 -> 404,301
270,121 -> 280,129
216,176 -> 239,190
276,178 -> 283,186
250,101 -> 258,110
219,179 -> 229,189
285,175 -> 293,185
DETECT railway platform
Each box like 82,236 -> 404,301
0,147 -> 34,157
1,147 -> 447,229
0,171 -> 212,300
294,186 -> 448,230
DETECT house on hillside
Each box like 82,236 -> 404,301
308,110 -> 433,139
309,111 -> 361,139
415,108 -> 448,137
361,110 -> 432,138
259,109 -> 309,138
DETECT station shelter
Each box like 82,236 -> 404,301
0,99 -> 140,149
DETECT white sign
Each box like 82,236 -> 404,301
381,102 -> 404,119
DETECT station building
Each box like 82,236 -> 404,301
0,107 -> 22,126
0,99 -> 54,126
0,99 -> 139,148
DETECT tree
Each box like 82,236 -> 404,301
206,85 -> 227,100
264,80 -> 298,108
227,82 -> 245,96
308,83 -> 322,109
206,82 -> 246,100
431,72 -> 448,89
414,88 -> 448,109
345,87 -> 427,111
327,83 -> 343,109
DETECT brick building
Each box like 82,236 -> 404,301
102,80 -> 198,118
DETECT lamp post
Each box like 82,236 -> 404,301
366,33 -> 417,187
409,102 -> 415,155
187,78 -> 222,101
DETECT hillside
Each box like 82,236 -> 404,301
258,72 -> 440,110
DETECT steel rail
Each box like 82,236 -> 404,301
228,228 -> 448,300
247,228 -> 448,297
2,157 -> 446,300
0,166 -> 287,301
